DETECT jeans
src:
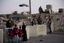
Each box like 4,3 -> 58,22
8,36 -> 13,43
19,37 -> 23,43
14,35 -> 19,43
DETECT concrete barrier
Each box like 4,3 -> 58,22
26,24 -> 47,39
37,25 -> 47,36
27,25 -> 37,37
0,29 -> 3,43
51,22 -> 54,32
4,28 -> 9,42
26,26 -> 30,39
3,24 -> 47,41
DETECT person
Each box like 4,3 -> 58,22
8,29 -> 14,43
18,26 -> 23,43
6,18 -> 14,28
47,18 -> 52,33
37,15 -> 42,24
13,24 -> 19,43
31,15 -> 37,25
31,18 -> 36,26
31,18 -> 34,26
31,20 -> 34,26
22,22 -> 27,41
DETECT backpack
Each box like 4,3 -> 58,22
13,28 -> 18,35
8,29 -> 13,36
18,29 -> 23,37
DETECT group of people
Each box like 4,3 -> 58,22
7,23 -> 27,43
6,17 -> 52,43
31,15 -> 42,26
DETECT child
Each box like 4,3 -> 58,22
18,26 -> 23,43
8,29 -> 14,43
13,24 -> 19,43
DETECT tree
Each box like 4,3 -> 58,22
38,6 -> 43,14
13,11 -> 18,15
6,14 -> 10,19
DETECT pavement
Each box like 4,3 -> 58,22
22,32 -> 64,43
5,32 -> 64,43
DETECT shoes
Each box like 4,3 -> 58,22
49,31 -> 52,33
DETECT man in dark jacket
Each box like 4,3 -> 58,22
6,19 -> 14,28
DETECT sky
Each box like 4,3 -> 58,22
0,0 -> 64,14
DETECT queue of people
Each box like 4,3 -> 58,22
6,20 -> 27,43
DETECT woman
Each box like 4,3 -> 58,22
22,22 -> 27,41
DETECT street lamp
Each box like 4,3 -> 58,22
19,0 -> 31,15
19,0 -> 32,24
29,0 -> 31,15
19,3 -> 29,14
19,3 -> 28,7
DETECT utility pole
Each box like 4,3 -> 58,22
29,0 -> 31,15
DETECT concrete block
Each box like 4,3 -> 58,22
37,25 -> 47,36
26,24 -> 47,39
0,29 -> 3,43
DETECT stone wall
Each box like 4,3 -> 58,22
53,13 -> 64,31
32,13 -> 64,32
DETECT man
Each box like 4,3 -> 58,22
6,18 -> 14,28
47,18 -> 52,33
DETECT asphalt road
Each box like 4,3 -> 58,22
22,32 -> 64,43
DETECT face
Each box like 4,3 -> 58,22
9,20 -> 11,23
